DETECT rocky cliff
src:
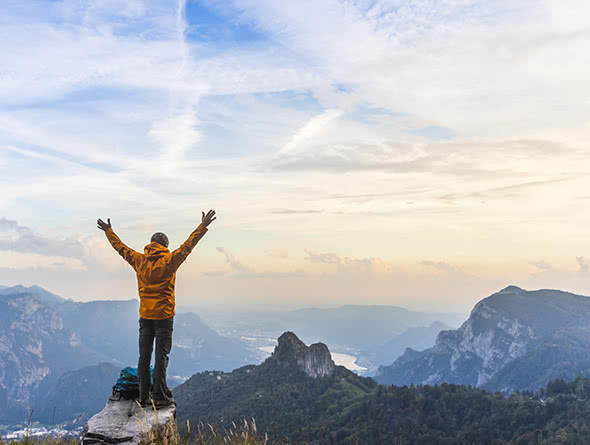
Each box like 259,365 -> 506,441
376,286 -> 590,392
0,287 -> 106,422
273,331 -> 335,378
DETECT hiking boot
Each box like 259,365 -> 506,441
135,398 -> 152,408
153,398 -> 176,409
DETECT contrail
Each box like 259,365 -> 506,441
153,0 -> 202,175
176,0 -> 189,77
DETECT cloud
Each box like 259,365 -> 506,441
0,251 -> 86,271
303,250 -> 342,265
303,248 -> 388,274
218,0 -> 590,140
577,257 -> 590,275
421,261 -> 458,274
2,0 -> 590,304
149,111 -> 202,170
523,258 -> 590,296
529,261 -> 554,271
271,141 -> 427,173
278,109 -> 344,156
270,138 -> 579,176
0,218 -> 138,274
0,217 -> 84,259
437,176 -> 577,204
216,246 -> 250,272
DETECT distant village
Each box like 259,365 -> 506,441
1,424 -> 83,441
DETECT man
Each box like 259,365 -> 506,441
97,210 -> 216,407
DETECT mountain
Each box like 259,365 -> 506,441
274,306 -> 463,351
375,286 -> 590,392
30,363 -> 121,425
59,299 -> 140,366
0,289 -> 111,422
0,284 -> 66,305
174,331 -> 590,444
187,304 -> 465,374
174,331 -> 377,443
368,321 -> 451,366
0,285 -> 259,423
58,299 -> 255,377
172,312 -> 259,375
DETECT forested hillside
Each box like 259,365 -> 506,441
174,331 -> 590,444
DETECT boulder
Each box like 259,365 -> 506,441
82,399 -> 177,445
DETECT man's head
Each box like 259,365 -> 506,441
151,232 -> 169,248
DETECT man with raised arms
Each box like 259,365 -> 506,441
97,210 -> 216,407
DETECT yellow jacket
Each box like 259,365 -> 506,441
105,224 -> 208,320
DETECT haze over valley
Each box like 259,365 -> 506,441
4,282 -> 590,438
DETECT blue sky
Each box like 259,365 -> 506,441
1,0 -> 590,310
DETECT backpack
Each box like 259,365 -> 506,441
111,366 -> 154,400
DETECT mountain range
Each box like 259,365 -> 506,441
0,284 -> 259,424
375,285 -> 590,393
183,303 -> 464,372
5,282 -> 590,429
174,330 -> 590,444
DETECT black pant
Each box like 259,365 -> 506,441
138,317 -> 174,402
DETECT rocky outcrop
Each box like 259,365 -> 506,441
82,399 -> 177,445
273,332 -> 335,378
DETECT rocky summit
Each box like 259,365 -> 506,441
173,331 -> 377,443
273,331 -> 335,378
375,286 -> 590,392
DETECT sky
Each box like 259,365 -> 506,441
1,0 -> 590,312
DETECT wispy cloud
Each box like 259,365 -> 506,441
278,109 -> 344,156
2,0 -> 590,303
216,246 -> 250,272
0,217 -> 83,258
304,248 -> 388,274
523,258 -> 590,296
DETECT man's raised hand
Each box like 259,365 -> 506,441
97,218 -> 112,232
201,209 -> 216,228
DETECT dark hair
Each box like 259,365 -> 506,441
151,232 -> 169,248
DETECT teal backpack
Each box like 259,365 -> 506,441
111,366 -> 154,400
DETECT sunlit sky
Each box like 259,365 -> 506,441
1,0 -> 590,312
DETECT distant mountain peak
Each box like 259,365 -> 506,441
498,285 -> 525,294
273,331 -> 335,378
0,284 -> 65,305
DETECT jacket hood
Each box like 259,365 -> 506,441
144,241 -> 170,260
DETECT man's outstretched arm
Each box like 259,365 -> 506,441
170,209 -> 216,271
97,218 -> 141,270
